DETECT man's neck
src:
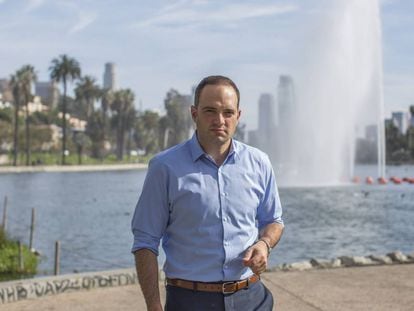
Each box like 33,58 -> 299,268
208,144 -> 231,166
197,137 -> 231,166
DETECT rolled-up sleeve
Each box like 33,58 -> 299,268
257,157 -> 284,230
131,158 -> 170,255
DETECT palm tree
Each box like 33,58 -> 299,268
49,55 -> 81,165
74,75 -> 101,120
111,89 -> 135,160
9,74 -> 23,166
18,65 -> 37,166
101,88 -> 113,133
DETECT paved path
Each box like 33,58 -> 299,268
3,264 -> 413,311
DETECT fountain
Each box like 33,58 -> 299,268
270,0 -> 386,186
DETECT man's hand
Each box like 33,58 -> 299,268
135,249 -> 163,311
242,240 -> 269,275
147,303 -> 163,311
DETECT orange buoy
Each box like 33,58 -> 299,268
378,177 -> 388,185
390,177 -> 402,184
366,176 -> 374,184
352,176 -> 360,183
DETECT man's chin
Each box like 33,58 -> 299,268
213,136 -> 231,144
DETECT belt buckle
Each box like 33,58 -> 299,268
222,281 -> 236,294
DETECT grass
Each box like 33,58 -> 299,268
0,227 -> 38,281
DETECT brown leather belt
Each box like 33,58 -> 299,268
165,274 -> 260,294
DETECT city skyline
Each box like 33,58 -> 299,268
0,0 -> 413,130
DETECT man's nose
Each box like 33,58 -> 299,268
214,113 -> 225,125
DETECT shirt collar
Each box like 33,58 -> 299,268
189,132 -> 239,163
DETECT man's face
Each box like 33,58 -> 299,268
191,84 -> 241,149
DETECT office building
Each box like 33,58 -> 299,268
35,81 -> 60,108
392,111 -> 409,135
103,62 -> 116,90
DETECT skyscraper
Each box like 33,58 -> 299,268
391,111 -> 409,135
277,75 -> 295,130
35,81 -> 60,107
103,62 -> 116,90
258,93 -> 276,135
257,93 -> 277,159
276,75 -> 296,166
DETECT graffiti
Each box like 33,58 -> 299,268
0,271 -> 138,304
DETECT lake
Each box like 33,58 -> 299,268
0,164 -> 413,277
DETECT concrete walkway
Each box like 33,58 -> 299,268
3,264 -> 413,311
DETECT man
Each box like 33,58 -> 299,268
131,75 -> 284,310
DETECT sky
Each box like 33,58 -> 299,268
0,0 -> 413,130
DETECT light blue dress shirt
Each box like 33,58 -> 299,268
131,133 -> 283,282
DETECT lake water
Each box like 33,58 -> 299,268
0,165 -> 413,277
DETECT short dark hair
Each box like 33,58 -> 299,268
194,75 -> 240,107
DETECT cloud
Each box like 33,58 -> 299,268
133,2 -> 298,29
68,10 -> 97,34
25,0 -> 46,12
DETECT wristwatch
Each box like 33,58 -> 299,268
258,238 -> 272,256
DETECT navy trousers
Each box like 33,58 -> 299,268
165,280 -> 274,311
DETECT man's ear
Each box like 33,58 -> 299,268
191,105 -> 197,122
237,109 -> 241,121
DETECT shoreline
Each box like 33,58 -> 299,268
3,264 -> 413,311
1,250 -> 413,305
0,163 -> 148,174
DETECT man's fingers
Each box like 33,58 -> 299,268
242,248 -> 253,265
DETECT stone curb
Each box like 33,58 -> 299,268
0,268 -> 137,305
1,251 -> 413,305
0,163 -> 148,174
268,250 -> 414,272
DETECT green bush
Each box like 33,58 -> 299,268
0,227 -> 38,278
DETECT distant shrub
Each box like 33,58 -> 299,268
0,227 -> 38,277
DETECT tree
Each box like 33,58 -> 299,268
49,55 -> 81,165
110,89 -> 135,160
162,89 -> 193,149
385,121 -> 407,163
86,111 -> 106,159
0,108 -> 13,155
74,75 -> 101,120
9,73 -> 24,166
17,65 -> 37,165
134,110 -> 160,155
72,131 -> 89,165
100,88 -> 114,149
